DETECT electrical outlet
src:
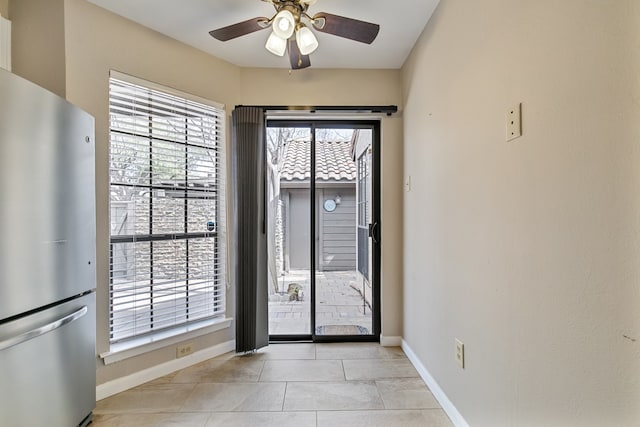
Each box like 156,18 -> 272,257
506,103 -> 522,141
455,339 -> 465,369
176,343 -> 194,358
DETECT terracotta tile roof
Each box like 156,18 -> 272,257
280,140 -> 356,182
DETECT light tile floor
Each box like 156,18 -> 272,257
92,343 -> 454,427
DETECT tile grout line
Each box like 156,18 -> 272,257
282,381 -> 289,412
202,412 -> 214,426
373,379 -> 387,410
256,359 -> 267,383
176,382 -> 200,413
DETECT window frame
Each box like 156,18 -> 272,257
107,71 -> 226,345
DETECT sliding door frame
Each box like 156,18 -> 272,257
267,119 -> 381,343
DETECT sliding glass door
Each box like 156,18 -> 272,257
266,126 -> 311,336
266,120 -> 380,341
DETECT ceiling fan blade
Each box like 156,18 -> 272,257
209,17 -> 269,41
312,12 -> 380,44
288,39 -> 311,70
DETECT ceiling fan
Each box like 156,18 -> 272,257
209,0 -> 380,70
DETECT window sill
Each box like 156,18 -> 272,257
99,317 -> 233,365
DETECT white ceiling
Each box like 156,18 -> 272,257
87,0 -> 440,69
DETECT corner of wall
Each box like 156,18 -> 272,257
9,0 -> 66,97
0,12 -> 10,71
402,339 -> 469,427
0,0 -> 8,19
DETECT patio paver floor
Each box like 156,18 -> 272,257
268,270 -> 372,336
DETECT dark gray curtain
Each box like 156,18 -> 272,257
231,106 -> 269,353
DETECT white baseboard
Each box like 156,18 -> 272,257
380,335 -> 403,347
402,339 -> 469,427
96,340 -> 235,401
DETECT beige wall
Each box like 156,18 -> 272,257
0,0 -> 8,17
10,0 -> 66,97
239,68 -> 404,338
62,0 -> 241,385
8,0 -> 404,386
402,0 -> 640,425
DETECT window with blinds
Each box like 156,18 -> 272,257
108,72 -> 226,343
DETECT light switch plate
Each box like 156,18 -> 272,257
404,175 -> 412,192
506,103 -> 522,141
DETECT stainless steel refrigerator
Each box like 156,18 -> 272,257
0,68 -> 96,426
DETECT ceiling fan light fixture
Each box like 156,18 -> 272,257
265,31 -> 286,56
296,25 -> 319,55
209,2 -> 381,70
272,9 -> 296,39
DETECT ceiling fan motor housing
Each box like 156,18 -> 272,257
273,1 -> 308,28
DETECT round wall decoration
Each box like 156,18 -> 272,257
323,199 -> 337,212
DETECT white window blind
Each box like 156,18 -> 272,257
108,72 -> 226,343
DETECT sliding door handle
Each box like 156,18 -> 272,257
368,222 -> 380,244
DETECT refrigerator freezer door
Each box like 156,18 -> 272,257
0,292 -> 96,426
0,69 -> 96,320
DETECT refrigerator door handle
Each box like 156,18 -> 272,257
0,306 -> 88,351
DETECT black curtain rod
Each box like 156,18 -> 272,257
235,105 -> 398,116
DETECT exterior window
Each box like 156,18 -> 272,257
108,72 -> 225,343
357,149 -> 371,281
